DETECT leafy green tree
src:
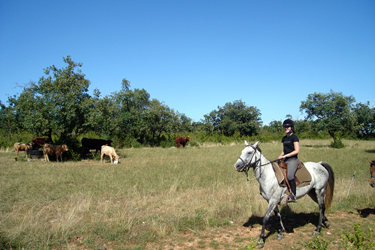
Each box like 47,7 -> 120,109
144,99 -> 178,143
300,90 -> 356,142
11,56 -> 92,143
203,100 -> 262,137
268,120 -> 282,133
353,102 -> 375,138
111,79 -> 150,142
176,113 -> 193,133
85,89 -> 117,137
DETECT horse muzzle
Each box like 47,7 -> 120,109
234,158 -> 246,172
370,182 -> 375,188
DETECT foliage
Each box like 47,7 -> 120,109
340,223 -> 374,250
353,102 -> 375,138
300,90 -> 357,143
1,56 -> 375,149
238,238 -> 257,250
5,56 -> 92,145
305,236 -> 331,250
203,100 -> 262,137
331,138 -> 345,148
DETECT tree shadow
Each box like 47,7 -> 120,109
356,208 -> 375,218
243,207 -> 320,241
365,149 -> 375,154
302,145 -> 331,148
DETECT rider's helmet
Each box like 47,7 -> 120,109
282,119 -> 294,128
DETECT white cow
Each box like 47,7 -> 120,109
101,145 -> 120,164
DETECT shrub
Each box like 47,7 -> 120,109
331,139 -> 345,148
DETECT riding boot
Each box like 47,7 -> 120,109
288,179 -> 297,202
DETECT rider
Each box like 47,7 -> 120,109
278,119 -> 300,202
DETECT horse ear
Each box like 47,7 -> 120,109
244,140 -> 248,145
254,141 -> 260,147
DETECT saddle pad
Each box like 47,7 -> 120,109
272,161 -> 311,187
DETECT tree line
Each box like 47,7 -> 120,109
0,56 -> 374,150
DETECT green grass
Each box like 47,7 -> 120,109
0,139 -> 374,249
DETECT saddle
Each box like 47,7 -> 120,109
272,160 -> 311,188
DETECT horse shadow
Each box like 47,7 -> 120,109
365,149 -> 375,154
356,208 -> 375,218
243,207 -> 320,240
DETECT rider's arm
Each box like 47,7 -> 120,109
278,141 -> 300,159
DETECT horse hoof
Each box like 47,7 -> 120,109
324,221 -> 330,228
276,234 -> 283,240
257,242 -> 264,248
312,230 -> 320,236
256,239 -> 264,248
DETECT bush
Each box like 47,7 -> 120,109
331,139 -> 345,148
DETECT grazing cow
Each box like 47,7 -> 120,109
43,144 -> 68,162
81,138 -> 113,154
32,137 -> 52,149
101,145 -> 120,164
14,142 -> 32,158
175,136 -> 190,148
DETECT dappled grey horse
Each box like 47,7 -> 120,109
233,141 -> 334,248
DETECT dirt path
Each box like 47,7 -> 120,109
146,208 -> 375,250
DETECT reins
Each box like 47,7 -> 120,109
238,145 -> 278,181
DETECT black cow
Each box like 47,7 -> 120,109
81,138 -> 113,154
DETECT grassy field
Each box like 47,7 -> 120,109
0,139 -> 374,249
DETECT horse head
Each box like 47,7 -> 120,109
234,141 -> 260,172
369,160 -> 375,188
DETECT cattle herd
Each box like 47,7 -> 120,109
13,136 -> 190,163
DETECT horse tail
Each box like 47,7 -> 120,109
319,161 -> 335,210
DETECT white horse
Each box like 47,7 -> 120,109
233,141 -> 334,248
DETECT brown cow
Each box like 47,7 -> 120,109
32,137 -> 52,149
43,144 -> 68,162
82,138 -> 113,154
101,145 -> 120,164
14,142 -> 32,158
175,136 -> 190,148
369,160 -> 375,188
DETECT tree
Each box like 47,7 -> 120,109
203,100 -> 262,137
144,99 -> 178,143
300,90 -> 356,142
353,102 -> 375,138
111,79 -> 151,142
12,56 -> 92,143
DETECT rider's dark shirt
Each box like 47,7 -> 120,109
281,134 -> 299,160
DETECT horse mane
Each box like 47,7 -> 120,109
249,143 -> 262,153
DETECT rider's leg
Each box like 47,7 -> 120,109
288,179 -> 297,202
286,157 -> 299,202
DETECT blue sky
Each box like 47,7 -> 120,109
1,0 -> 374,125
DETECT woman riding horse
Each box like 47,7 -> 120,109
278,119 -> 299,202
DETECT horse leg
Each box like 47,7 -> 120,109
313,189 -> 326,235
257,203 -> 277,248
308,189 -> 330,231
273,206 -> 285,240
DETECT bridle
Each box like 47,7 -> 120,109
238,144 -> 276,181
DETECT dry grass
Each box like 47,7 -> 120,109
0,139 -> 374,249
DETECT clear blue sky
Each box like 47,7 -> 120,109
1,0 -> 374,125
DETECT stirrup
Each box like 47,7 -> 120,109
288,193 -> 297,203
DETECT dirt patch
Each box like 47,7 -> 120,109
145,208 -> 375,250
